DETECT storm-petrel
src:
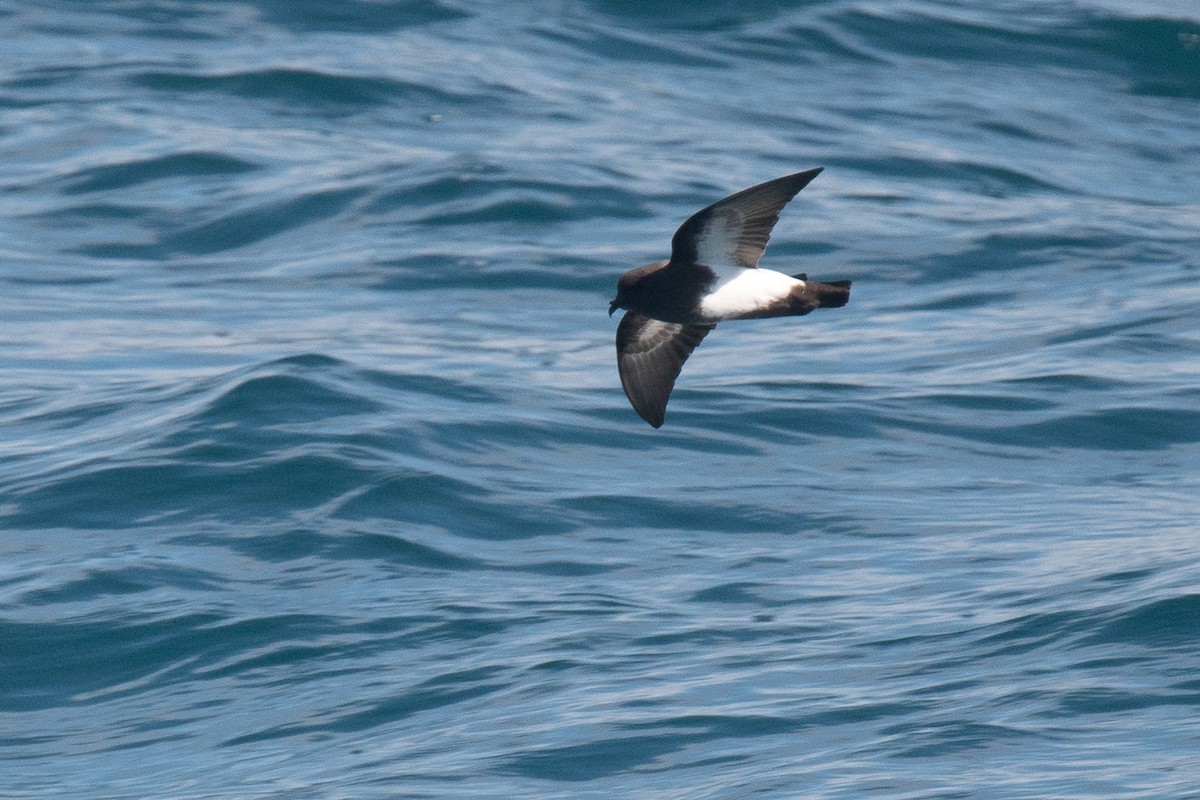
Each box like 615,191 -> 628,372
609,168 -> 851,427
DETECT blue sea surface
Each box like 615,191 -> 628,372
2,1 -> 1199,797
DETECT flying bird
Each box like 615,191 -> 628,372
609,168 -> 851,427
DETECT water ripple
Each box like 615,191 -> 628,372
2,1 -> 1199,798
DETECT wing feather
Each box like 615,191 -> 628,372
670,168 -> 822,271
616,312 -> 713,427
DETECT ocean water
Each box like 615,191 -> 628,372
2,0 -> 1199,797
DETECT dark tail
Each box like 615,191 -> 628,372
808,279 -> 851,309
738,278 -> 852,320
767,279 -> 851,318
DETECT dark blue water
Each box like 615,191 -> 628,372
3,1 -> 1199,797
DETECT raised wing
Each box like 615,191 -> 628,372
670,168 -> 822,270
616,312 -> 714,427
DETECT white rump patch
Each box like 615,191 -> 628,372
698,267 -> 802,320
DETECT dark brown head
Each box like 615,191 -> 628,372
609,260 -> 668,316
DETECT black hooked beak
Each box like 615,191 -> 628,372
608,299 -> 620,317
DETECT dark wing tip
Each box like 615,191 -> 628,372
616,312 -> 712,428
670,168 -> 825,268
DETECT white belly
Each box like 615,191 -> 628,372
697,267 -> 802,320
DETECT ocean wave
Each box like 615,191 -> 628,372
3,1 -> 1199,797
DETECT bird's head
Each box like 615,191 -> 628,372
608,277 -> 633,316
609,260 -> 665,317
